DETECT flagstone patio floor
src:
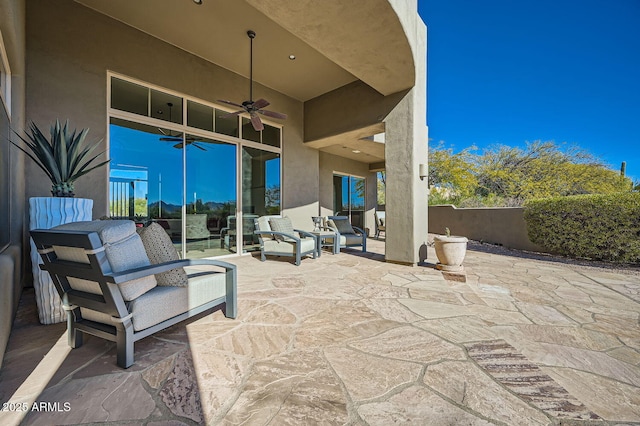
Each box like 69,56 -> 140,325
1,238 -> 639,425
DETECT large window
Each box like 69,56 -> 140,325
108,74 -> 281,258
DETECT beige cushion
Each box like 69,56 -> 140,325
263,237 -> 316,254
269,217 -> 295,241
137,222 -> 188,287
81,265 -> 227,331
128,269 -> 227,331
52,220 -> 157,301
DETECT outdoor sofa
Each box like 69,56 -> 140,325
30,220 -> 237,368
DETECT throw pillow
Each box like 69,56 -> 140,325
137,222 -> 188,287
269,217 -> 295,241
333,218 -> 356,235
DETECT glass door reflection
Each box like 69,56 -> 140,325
109,118 -> 184,253
185,134 -> 237,257
332,174 -> 365,229
242,147 -> 281,252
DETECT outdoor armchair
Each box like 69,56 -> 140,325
221,214 -> 259,250
254,215 -> 318,266
185,213 -> 211,251
374,211 -> 386,239
30,220 -> 237,368
326,216 -> 367,252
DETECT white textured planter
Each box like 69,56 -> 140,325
29,197 -> 93,324
434,235 -> 468,272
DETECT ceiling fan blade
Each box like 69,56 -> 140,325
217,99 -> 245,108
250,113 -> 264,131
173,143 -> 184,149
160,136 -> 183,142
193,143 -> 207,151
221,110 -> 245,119
252,98 -> 270,109
258,109 -> 288,120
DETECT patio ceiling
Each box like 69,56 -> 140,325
75,0 -> 414,103
306,123 -> 387,165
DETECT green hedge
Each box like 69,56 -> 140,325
523,193 -> 640,263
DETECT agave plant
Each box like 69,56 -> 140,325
11,120 -> 109,197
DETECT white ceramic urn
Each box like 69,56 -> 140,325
434,235 -> 468,272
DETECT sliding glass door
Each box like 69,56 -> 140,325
333,174 -> 365,229
241,147 -> 281,252
185,134 -> 237,255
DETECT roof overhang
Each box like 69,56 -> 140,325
305,123 -> 386,164
75,0 -> 414,101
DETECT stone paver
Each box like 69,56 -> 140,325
1,239 -> 639,425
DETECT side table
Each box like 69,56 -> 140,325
311,230 -> 339,256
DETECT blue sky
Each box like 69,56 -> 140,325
418,0 -> 640,182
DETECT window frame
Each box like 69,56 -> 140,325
0,29 -> 12,118
106,72 -> 283,257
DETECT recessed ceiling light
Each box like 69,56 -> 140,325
193,0 -> 202,4
289,55 -> 296,60
352,150 -> 361,154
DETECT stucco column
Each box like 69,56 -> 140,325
384,15 -> 428,265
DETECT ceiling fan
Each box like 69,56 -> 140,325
218,30 -> 287,132
158,102 -> 207,151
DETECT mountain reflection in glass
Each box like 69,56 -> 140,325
108,118 -> 240,258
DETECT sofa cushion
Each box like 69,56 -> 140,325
137,222 -> 188,287
263,237 -> 316,254
128,267 -> 227,331
52,220 -> 157,301
79,265 -> 228,331
338,234 -> 365,246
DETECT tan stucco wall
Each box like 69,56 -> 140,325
302,0 -> 428,265
383,1 -> 428,265
25,0 -> 313,220
318,151 -> 377,234
304,80 -> 406,143
428,205 -> 544,252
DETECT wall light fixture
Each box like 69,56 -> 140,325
419,163 -> 427,180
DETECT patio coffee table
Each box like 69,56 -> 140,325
311,230 -> 339,256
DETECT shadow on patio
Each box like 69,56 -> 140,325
1,239 -> 639,425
